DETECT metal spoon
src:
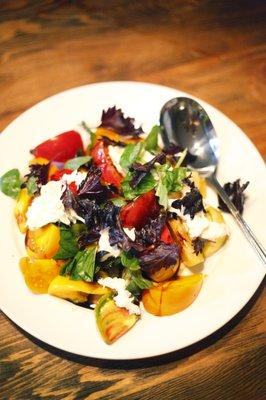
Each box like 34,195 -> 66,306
160,97 -> 266,265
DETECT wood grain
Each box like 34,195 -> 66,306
0,1 -> 265,399
0,0 -> 265,156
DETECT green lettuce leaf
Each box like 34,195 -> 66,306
122,170 -> 156,200
145,125 -> 160,151
119,142 -> 143,171
65,155 -> 91,170
163,167 -> 187,192
155,179 -> 168,209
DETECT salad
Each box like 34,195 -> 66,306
0,107 -> 229,344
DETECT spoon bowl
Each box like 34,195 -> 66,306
160,97 -> 219,176
160,96 -> 266,265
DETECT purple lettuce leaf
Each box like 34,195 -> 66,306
78,230 -> 101,249
139,242 -> 179,274
163,143 -> 184,155
99,201 -> 146,252
61,187 -> 101,228
163,143 -> 197,165
218,179 -> 249,215
25,163 -> 50,187
192,237 -> 208,255
103,204 -> 142,251
78,167 -> 108,199
135,213 -> 166,246
130,152 -> 166,188
100,106 -> 143,137
100,201 -> 120,229
171,186 -> 205,219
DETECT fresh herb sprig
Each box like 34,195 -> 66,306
155,164 -> 187,209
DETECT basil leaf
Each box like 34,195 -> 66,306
0,169 -> 22,199
60,256 -> 78,276
65,155 -> 91,170
121,251 -> 140,271
145,125 -> 160,151
155,180 -> 168,209
54,226 -> 79,260
122,171 -> 156,200
72,247 -> 97,281
61,246 -> 97,282
81,121 -> 96,150
126,270 -> 153,297
26,176 -> 38,195
119,142 -> 143,171
163,167 -> 186,193
131,271 -> 153,289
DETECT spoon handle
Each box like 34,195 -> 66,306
208,175 -> 266,266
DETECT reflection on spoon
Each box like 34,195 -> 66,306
160,97 -> 266,265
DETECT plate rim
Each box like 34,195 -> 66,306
0,80 -> 265,360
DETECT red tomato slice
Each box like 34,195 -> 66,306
31,131 -> 84,162
91,140 -> 106,165
160,225 -> 175,244
91,140 -> 123,188
120,190 -> 160,230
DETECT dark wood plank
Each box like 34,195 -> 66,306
0,1 -> 265,399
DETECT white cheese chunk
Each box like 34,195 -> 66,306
185,212 -> 210,238
200,221 -> 228,240
26,173 -> 86,230
27,181 -> 69,229
98,277 -> 141,315
98,228 -> 121,257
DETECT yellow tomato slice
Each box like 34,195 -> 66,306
20,257 -> 60,294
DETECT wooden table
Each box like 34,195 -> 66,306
0,1 -> 265,399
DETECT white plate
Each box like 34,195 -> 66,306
0,81 -> 265,360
